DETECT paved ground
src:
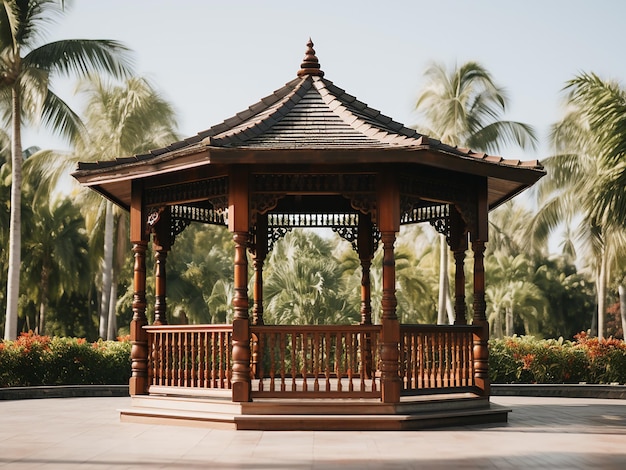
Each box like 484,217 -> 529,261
1,395 -> 625,469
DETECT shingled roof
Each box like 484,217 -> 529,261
73,39 -> 544,209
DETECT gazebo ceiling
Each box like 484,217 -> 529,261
72,39 -> 545,211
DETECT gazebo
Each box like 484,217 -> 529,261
73,40 -> 545,430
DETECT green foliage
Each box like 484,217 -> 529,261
0,332 -> 130,387
489,334 -> 626,384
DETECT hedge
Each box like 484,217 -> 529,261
0,332 -> 131,387
489,333 -> 626,384
2,331 -> 626,387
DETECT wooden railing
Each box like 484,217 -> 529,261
145,325 -> 233,389
250,325 -> 381,398
399,324 -> 477,394
144,323 -> 479,398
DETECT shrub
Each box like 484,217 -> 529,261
489,333 -> 626,384
0,332 -> 131,387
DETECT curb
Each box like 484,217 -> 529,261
0,385 -> 129,400
491,383 -> 626,399
2,384 -> 625,400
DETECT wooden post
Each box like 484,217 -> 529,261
357,213 -> 374,378
252,213 -> 268,326
229,166 -> 251,402
471,181 -> 490,396
357,213 -> 374,326
377,172 -> 401,403
450,207 -> 467,325
153,208 -> 171,326
129,181 -> 149,396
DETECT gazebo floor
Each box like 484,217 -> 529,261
120,391 -> 510,431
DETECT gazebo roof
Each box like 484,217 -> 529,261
73,40 -> 544,210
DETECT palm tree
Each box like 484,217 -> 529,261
74,76 -> 177,338
415,61 -> 537,323
26,75 -> 177,338
263,230 -> 359,325
0,0 -> 133,340
530,73 -> 626,339
21,196 -> 89,334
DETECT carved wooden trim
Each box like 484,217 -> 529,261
145,177 -> 228,206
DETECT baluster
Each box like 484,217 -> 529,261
444,332 -> 451,388
192,331 -> 198,387
279,332 -> 287,392
219,331 -> 226,388
325,332 -> 331,392
336,332 -> 343,392
371,330 -> 378,392
313,332 -> 320,392
400,331 -> 415,390
183,332 -> 189,387
347,330 -> 354,392
211,331 -> 217,388
437,332 -> 443,388
358,331 -> 366,392
226,331 -> 232,388
153,332 -> 160,387
301,334 -> 308,392
428,332 -> 433,388
406,332 -> 413,390
201,332 -> 207,388
257,331 -> 265,392
165,332 -> 171,387
291,333 -> 297,392
269,333 -> 276,392
171,332 -> 178,387
454,333 -> 463,387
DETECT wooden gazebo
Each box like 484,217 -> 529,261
73,40 -> 544,430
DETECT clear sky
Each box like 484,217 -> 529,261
23,0 -> 626,164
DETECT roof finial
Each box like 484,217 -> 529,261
297,38 -> 324,77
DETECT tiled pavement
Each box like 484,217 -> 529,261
1,396 -> 625,469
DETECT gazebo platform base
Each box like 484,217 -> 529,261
120,392 -> 510,431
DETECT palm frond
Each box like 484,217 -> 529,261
24,39 -> 134,79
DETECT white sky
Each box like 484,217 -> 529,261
23,0 -> 626,165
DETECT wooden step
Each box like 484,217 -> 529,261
119,393 -> 509,431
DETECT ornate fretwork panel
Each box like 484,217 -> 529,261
252,173 -> 377,221
145,177 -> 228,206
171,218 -> 191,242
268,213 -> 359,228
430,217 -> 451,244
268,227 -> 293,252
170,204 -> 226,225
332,226 -> 358,251
253,173 -> 376,193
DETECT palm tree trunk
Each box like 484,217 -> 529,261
38,264 -> 50,335
99,200 -> 114,338
505,306 -> 513,337
106,269 -> 118,340
597,248 -> 607,340
619,285 -> 626,341
4,85 -> 23,340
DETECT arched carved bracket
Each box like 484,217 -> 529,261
453,201 -> 476,237
332,224 -> 381,253
250,193 -> 285,227
344,193 -> 377,222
